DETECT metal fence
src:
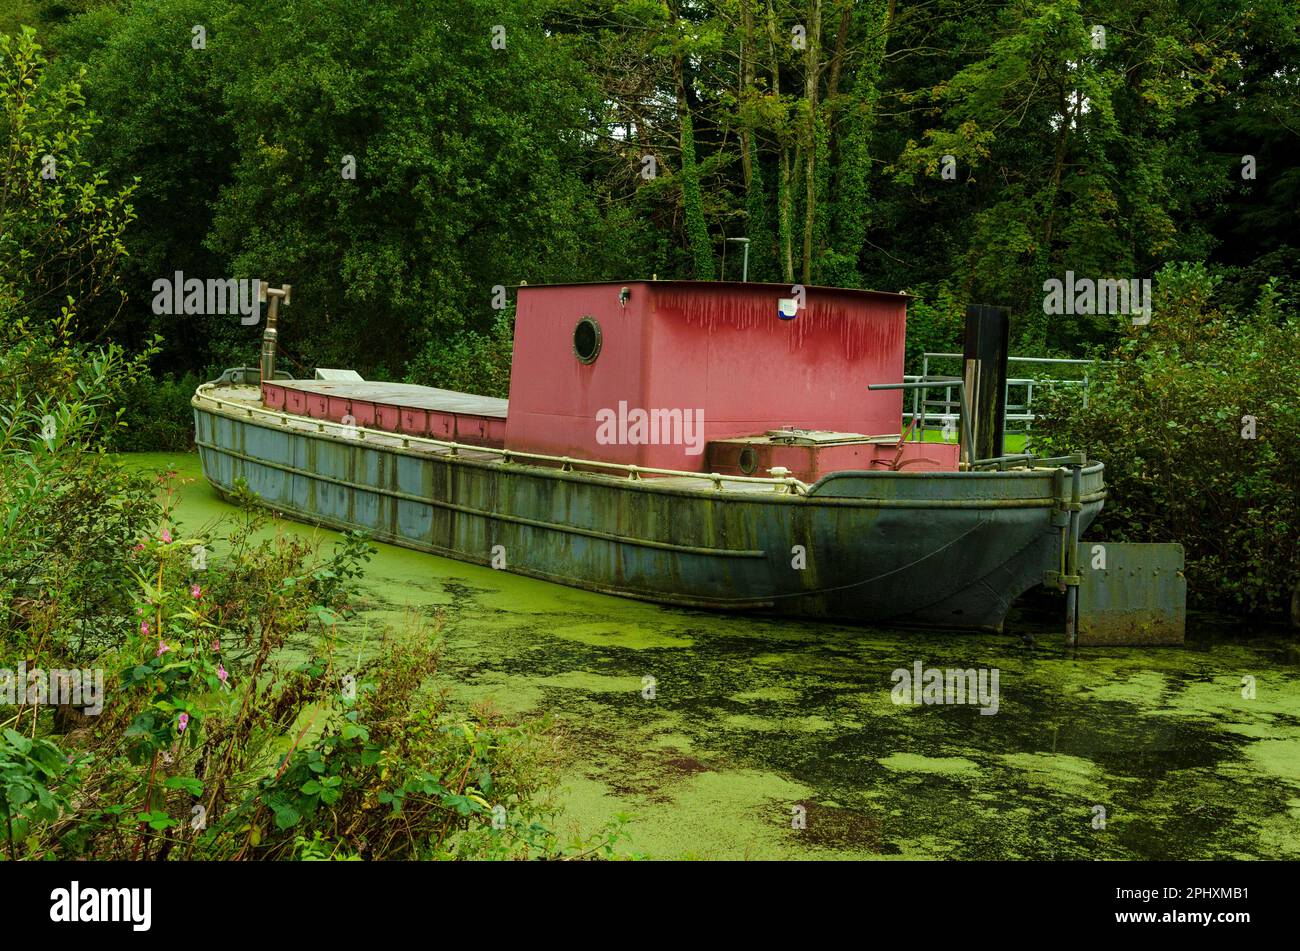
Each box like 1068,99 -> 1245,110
902,353 -> 1093,443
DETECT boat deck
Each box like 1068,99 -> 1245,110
198,384 -> 795,495
269,379 -> 508,418
198,382 -> 1078,501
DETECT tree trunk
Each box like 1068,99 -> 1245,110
802,0 -> 822,285
766,2 -> 795,283
826,2 -> 852,105
829,0 -> 894,283
678,106 -> 715,280
740,0 -> 755,190
672,4 -> 714,279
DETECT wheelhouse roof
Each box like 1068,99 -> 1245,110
512,279 -> 913,302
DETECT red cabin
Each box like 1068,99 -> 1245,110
504,281 -> 956,478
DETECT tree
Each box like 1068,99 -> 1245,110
0,27 -> 136,339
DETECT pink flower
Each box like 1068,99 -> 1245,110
140,620 -> 150,636
177,712 -> 189,732
133,543 -> 145,552
211,639 -> 220,653
217,663 -> 229,685
155,640 -> 170,657
161,528 -> 172,544
190,584 -> 202,599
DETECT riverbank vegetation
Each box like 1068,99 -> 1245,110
1,6 -> 1296,609
0,332 -> 621,858
0,27 -> 626,859
1034,264 -> 1300,621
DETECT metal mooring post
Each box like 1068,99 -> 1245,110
961,304 -> 1010,463
259,283 -> 292,384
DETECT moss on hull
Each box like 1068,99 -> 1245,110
133,452 -> 1300,860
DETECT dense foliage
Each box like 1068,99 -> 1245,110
7,0 -> 1288,376
0,23 -> 621,860
1033,264 -> 1300,618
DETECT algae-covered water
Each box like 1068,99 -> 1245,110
130,452 -> 1300,860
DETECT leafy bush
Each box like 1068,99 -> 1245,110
0,331 -> 161,662
109,371 -> 202,452
0,304 -> 604,860
2,470 -> 616,859
901,284 -> 964,374
1033,263 -> 1300,618
404,307 -> 515,399
0,27 -> 136,332
0,728 -> 83,858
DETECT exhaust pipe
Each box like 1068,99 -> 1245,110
259,283 -> 291,384
961,304 -> 1009,464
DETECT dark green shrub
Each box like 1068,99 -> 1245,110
404,307 -> 515,400
109,371 -> 201,452
1033,263 -> 1300,618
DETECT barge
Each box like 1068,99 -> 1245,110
193,280 -> 1105,631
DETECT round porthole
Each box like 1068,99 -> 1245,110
573,316 -> 602,364
738,444 -> 759,475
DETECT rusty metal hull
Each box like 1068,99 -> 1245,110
193,400 -> 1104,631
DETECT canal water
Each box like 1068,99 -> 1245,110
132,452 -> 1300,859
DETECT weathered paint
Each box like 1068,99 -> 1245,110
262,380 -> 508,447
194,394 -> 1105,631
505,281 -> 910,470
707,433 -> 960,480
1076,542 -> 1187,645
